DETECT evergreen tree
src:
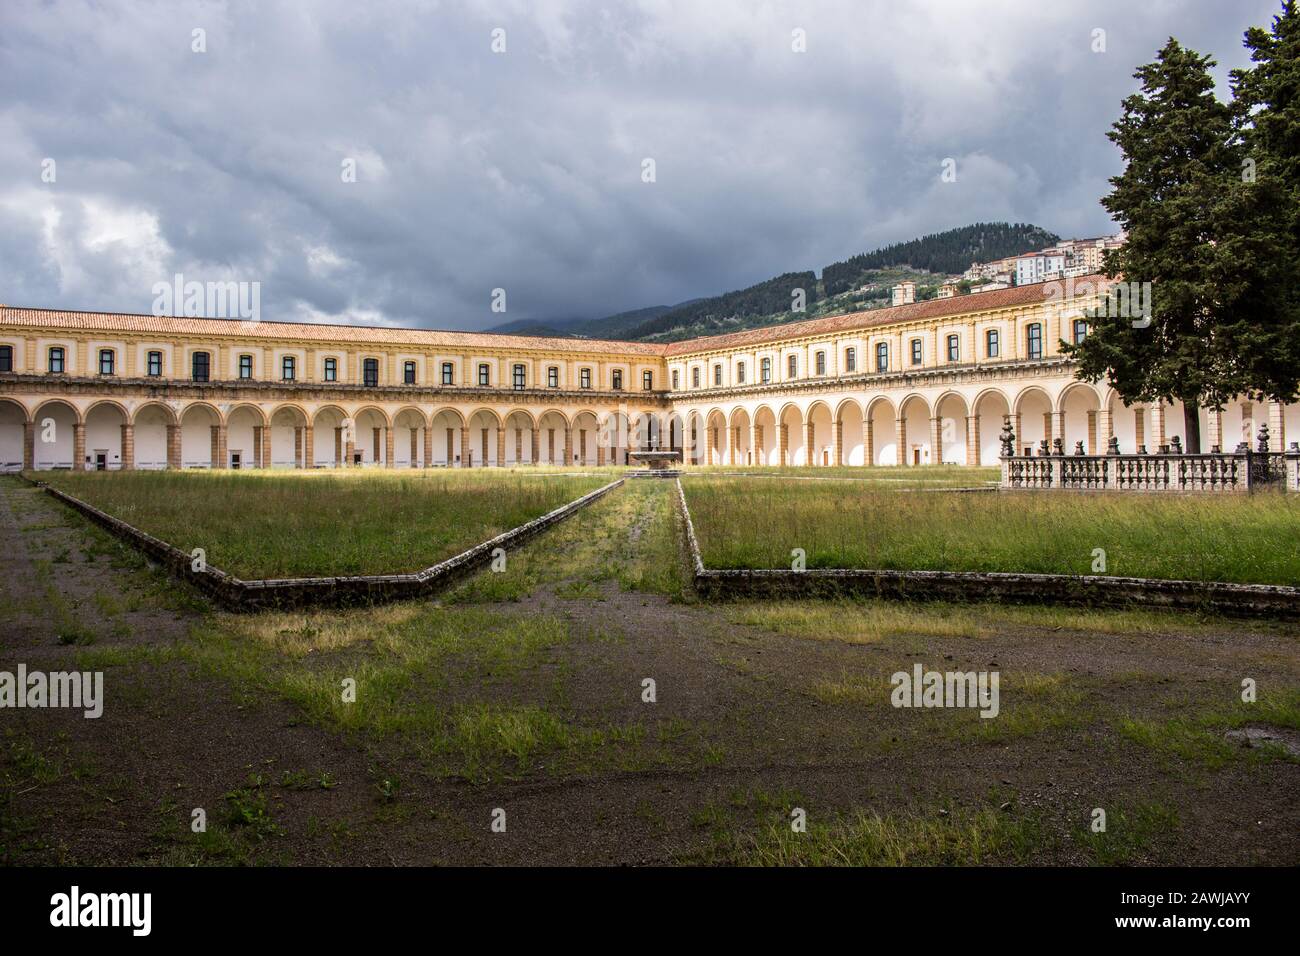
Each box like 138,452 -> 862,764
1064,39 -> 1240,452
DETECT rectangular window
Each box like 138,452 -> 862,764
713,365 -> 722,386
48,347 -> 65,374
737,362 -> 746,384
239,354 -> 253,379
1073,319 -> 1088,344
478,363 -> 490,386
148,351 -> 163,376
324,357 -> 337,382
548,366 -> 559,388
612,369 -> 623,390
876,343 -> 888,372
364,357 -> 380,387
947,334 -> 959,362
404,361 -> 417,385
761,357 -> 772,383
642,370 -> 653,391
671,369 -> 680,389
441,362 -> 454,385
192,351 -> 210,382
845,347 -> 856,372
0,345 -> 12,373
513,364 -> 526,390
910,339 -> 922,366
282,355 -> 296,381
787,354 -> 797,378
580,368 -> 591,389
1027,323 -> 1043,360
986,329 -> 1000,358
692,367 -> 701,388
99,349 -> 115,375
816,351 -> 826,376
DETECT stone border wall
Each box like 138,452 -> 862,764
30,476 -> 624,611
675,478 -> 1300,619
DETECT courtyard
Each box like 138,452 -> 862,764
1,467 -> 1296,866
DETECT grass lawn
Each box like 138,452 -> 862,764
687,464 -> 1000,486
683,477 -> 1300,585
33,469 -> 608,578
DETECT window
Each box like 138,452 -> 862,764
477,363 -> 490,386
815,351 -> 826,376
282,355 -> 296,381
364,357 -> 380,387
513,364 -> 526,390
947,334 -> 960,362
239,354 -> 253,379
441,362 -> 454,385
99,349 -> 115,375
845,347 -> 856,373
1027,323 -> 1043,360
876,342 -> 888,372
672,370 -> 680,389
986,329 -> 1000,359
1073,319 -> 1088,344
192,351 -> 210,382
404,361 -> 417,385
910,339 -> 922,366
580,368 -> 592,389
324,357 -> 338,382
0,345 -> 12,373
692,367 -> 701,388
548,366 -> 559,388
48,347 -> 65,374
642,370 -> 653,391
736,362 -> 746,384
713,365 -> 722,386
148,351 -> 163,376
612,369 -> 623,390
787,354 -> 798,378
760,357 -> 772,383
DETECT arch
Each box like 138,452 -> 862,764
84,398 -> 131,423
725,406 -> 752,466
132,402 -> 174,469
1013,386 -> 1054,455
392,405 -> 429,430
933,392 -> 970,465
392,406 -> 429,468
503,409 -> 538,465
897,393 -> 932,467
1012,385 -> 1053,417
467,408 -> 503,467
778,403 -> 806,466
867,395 -> 898,465
351,404 -> 392,429
835,398 -> 865,467
536,409 -> 571,465
309,404 -> 345,429
972,388 -> 1012,465
32,400 -> 81,470
131,400 -> 178,427
806,401 -> 834,467
181,402 -> 222,469
1057,382 -> 1103,454
0,399 -> 27,471
429,408 -> 467,466
752,404 -> 778,466
572,410 -> 601,466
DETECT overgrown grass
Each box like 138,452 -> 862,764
685,478 -> 1300,584
688,464 -> 1000,486
36,469 -> 608,578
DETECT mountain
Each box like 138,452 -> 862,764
486,222 -> 1060,343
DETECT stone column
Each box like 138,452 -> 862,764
261,425 -> 272,468
73,422 -> 86,471
294,426 -> 304,468
22,421 -> 34,470
1052,411 -> 1066,447
1134,408 -> 1145,451
564,426 -> 573,465
1270,401 -> 1285,450
460,426 -> 469,467
530,429 -> 540,464
896,417 -> 908,466
514,429 -> 523,465
410,429 -> 418,467
1086,410 -> 1097,455
863,419 -> 874,467
496,428 -> 506,467
929,416 -> 942,465
1207,407 -> 1224,451
303,425 -> 313,469
965,415 -> 979,467
1152,402 -> 1167,449
732,426 -> 741,465
597,444 -> 606,466
335,427 -> 343,466
121,423 -> 134,471
805,421 -> 815,466
384,426 -> 395,467
1097,407 -> 1113,452
1010,413 -> 1023,456
750,424 -> 761,466
423,426 -> 433,467
832,420 -> 843,466
211,425 -> 222,468
705,425 -> 715,466
344,433 -> 355,467
167,424 -> 182,469
779,423 -> 789,466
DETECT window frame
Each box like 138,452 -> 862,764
98,348 -> 115,376
760,357 -> 772,384
946,334 -> 960,363
191,351 -> 210,383
876,342 -> 889,372
404,360 -> 417,385
282,355 -> 296,381
48,346 -> 65,374
0,345 -> 12,373
477,363 -> 490,387
512,363 -> 526,390
815,351 -> 826,376
147,350 -> 163,377
580,368 -> 592,389
363,357 -> 380,387
692,367 -> 701,389
324,357 -> 338,382
612,369 -> 623,390
1027,323 -> 1043,360
845,347 -> 856,373
548,366 -> 559,388
239,354 -> 253,380
986,329 -> 1000,359
787,354 -> 797,379
441,362 -> 454,385
910,338 -> 922,366
736,362 -> 746,384
642,370 -> 653,391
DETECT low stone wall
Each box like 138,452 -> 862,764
32,476 -> 625,611
674,478 -> 1300,619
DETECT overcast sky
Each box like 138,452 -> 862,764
0,0 -> 1283,330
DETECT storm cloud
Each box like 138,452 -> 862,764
0,0 -> 1279,329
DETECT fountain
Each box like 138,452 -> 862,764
627,438 -> 682,477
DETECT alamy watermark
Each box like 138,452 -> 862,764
890,663 -> 1000,718
0,665 -> 103,718
151,273 -> 260,322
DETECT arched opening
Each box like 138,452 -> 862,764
393,407 -> 428,468
504,410 -> 536,465
269,405 -> 310,468
1058,384 -> 1101,455
973,390 -> 1012,465
806,402 -> 834,467
537,410 -> 568,465
310,406 -> 346,468
467,409 -> 501,467
752,406 -> 777,466
132,403 -> 174,470
430,409 -> 465,466
934,392 -> 970,465
84,402 -> 127,471
32,400 -> 78,470
867,397 -> 897,466
0,399 -> 28,471
836,400 -> 865,466
1014,387 -> 1053,456
181,403 -> 222,469
779,405 -> 805,466
353,407 -> 390,466
899,395 -> 932,466
572,411 -> 600,466
728,408 -> 752,466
